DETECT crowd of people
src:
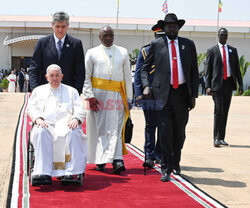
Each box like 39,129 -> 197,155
0,68 -> 30,93
10,10 -> 244,184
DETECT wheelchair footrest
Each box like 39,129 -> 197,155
31,178 -> 52,186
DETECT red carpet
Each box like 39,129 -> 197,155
7,94 -> 225,208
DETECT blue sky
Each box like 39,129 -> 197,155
0,0 -> 249,21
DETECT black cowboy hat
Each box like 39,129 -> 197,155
157,13 -> 185,29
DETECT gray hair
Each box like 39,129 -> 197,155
46,64 -> 62,74
52,11 -> 69,24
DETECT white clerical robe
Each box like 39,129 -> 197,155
26,83 -> 87,177
7,74 -> 16,92
83,44 -> 133,164
23,74 -> 29,92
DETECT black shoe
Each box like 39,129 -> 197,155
173,164 -> 181,175
160,173 -> 171,182
33,174 -> 51,181
219,140 -> 228,146
112,160 -> 126,174
61,175 -> 74,186
96,164 -> 106,172
214,139 -> 220,147
143,159 -> 154,168
61,175 -> 74,180
31,175 -> 52,185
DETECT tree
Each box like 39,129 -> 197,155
197,53 -> 206,67
129,49 -> 139,66
235,55 -> 250,95
239,55 -> 250,78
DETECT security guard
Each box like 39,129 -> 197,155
134,24 -> 165,168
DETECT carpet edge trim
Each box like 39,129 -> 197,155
6,94 -> 27,208
127,143 -> 227,208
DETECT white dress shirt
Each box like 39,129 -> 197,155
167,37 -> 186,85
54,33 -> 66,52
218,42 -> 231,77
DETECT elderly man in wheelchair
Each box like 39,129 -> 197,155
26,64 -> 87,186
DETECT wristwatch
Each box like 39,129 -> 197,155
74,117 -> 81,124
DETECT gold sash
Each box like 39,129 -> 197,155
92,77 -> 129,155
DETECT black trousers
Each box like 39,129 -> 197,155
212,77 -> 234,141
143,108 -> 161,160
156,84 -> 189,174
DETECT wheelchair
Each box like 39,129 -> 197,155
27,128 -> 84,186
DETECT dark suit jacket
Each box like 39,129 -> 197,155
29,34 -> 85,94
141,36 -> 199,108
205,44 -> 243,91
134,44 -> 156,98
18,71 -> 24,85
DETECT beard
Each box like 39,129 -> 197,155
166,30 -> 178,40
167,34 -> 178,40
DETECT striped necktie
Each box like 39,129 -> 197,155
57,40 -> 62,60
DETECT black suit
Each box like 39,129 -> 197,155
18,71 -> 24,92
205,44 -> 243,141
141,36 -> 199,173
29,34 -> 85,94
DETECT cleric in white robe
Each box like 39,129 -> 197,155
26,64 -> 87,182
7,70 -> 16,92
83,26 -> 133,174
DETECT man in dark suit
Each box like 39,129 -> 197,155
18,69 -> 25,92
134,24 -> 165,168
29,11 -> 85,94
141,13 -> 199,182
205,28 -> 243,147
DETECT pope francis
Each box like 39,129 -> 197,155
83,26 -> 133,174
27,64 -> 87,184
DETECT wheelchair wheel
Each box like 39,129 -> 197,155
27,131 -> 35,181
27,132 -> 30,177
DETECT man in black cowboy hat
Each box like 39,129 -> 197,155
141,13 -> 199,182
134,24 -> 165,168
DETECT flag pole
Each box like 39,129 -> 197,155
216,0 -> 220,43
116,0 -> 119,42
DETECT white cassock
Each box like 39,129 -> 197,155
23,74 -> 29,92
83,44 -> 133,164
7,74 -> 16,92
26,83 -> 87,177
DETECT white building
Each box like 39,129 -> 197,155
0,15 -> 250,88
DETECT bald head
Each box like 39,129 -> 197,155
99,26 -> 114,47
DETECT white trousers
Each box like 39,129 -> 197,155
31,126 -> 87,177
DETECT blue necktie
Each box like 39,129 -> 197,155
57,40 -> 62,60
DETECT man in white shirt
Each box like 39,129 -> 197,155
141,13 -> 199,182
29,11 -> 85,94
27,64 -> 87,184
83,26 -> 133,174
205,28 -> 243,147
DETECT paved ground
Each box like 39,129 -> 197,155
0,93 -> 250,208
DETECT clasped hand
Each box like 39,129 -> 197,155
142,86 -> 151,100
88,97 -> 100,112
35,117 -> 80,129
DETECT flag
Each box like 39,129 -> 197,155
117,0 -> 119,10
219,0 -> 223,12
162,0 -> 168,14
